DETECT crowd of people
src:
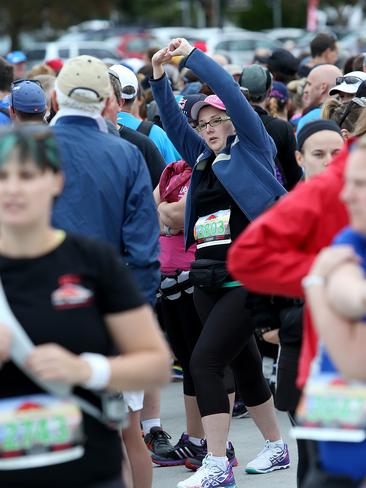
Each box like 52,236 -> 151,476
0,30 -> 365,488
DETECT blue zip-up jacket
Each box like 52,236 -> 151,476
51,116 -> 160,306
150,48 -> 286,249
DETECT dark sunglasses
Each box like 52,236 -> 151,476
11,78 -> 42,90
336,76 -> 363,86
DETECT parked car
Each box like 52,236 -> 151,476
204,31 -> 283,66
24,41 -> 121,68
116,32 -> 162,59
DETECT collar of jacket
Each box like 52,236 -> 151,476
52,115 -> 109,133
196,135 -> 238,170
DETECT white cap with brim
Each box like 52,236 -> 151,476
329,71 -> 366,96
109,64 -> 138,99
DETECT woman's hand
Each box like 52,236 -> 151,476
0,325 -> 12,365
309,245 -> 359,280
151,47 -> 174,79
168,38 -> 195,58
26,344 -> 91,386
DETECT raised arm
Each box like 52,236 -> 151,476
150,47 -> 205,168
168,38 -> 276,164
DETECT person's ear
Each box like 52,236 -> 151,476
101,97 -> 111,117
9,105 -> 16,121
51,90 -> 59,113
295,149 -> 303,168
52,172 -> 64,198
341,128 -> 349,140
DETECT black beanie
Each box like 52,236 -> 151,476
297,120 -> 342,151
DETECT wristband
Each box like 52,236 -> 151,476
80,353 -> 111,390
301,275 -> 326,289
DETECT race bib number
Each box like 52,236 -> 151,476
0,394 -> 84,469
194,209 -> 231,249
293,373 -> 366,442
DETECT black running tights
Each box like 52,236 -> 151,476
191,286 -> 271,417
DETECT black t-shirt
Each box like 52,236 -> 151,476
0,234 -> 144,487
192,159 -> 249,262
119,125 -> 165,188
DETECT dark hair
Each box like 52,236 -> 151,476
145,47 -> 160,63
0,57 -> 14,92
343,55 -> 358,74
310,33 -> 337,58
352,54 -> 364,73
0,124 -> 61,172
122,85 -> 137,107
109,72 -> 122,104
13,109 -> 46,123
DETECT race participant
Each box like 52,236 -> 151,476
151,38 -> 288,488
302,138 -> 366,487
0,124 -> 170,488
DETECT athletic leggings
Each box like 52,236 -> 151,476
191,286 -> 271,417
160,291 -> 203,396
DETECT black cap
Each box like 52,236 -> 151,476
268,49 -> 299,76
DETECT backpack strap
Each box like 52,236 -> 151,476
137,120 -> 154,136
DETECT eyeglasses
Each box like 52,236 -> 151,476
196,116 -> 231,133
336,76 -> 363,86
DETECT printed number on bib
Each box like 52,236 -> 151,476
194,209 -> 231,249
0,394 -> 84,469
293,373 -> 366,442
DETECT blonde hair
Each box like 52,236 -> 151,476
322,98 -> 365,134
267,97 -> 286,118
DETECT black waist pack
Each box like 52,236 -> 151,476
189,259 -> 228,292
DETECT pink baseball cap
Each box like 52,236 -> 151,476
190,94 -> 226,121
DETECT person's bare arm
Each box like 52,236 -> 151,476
105,305 -> 171,390
305,284 -> 366,381
158,193 -> 187,230
327,262 -> 366,320
25,306 -> 171,390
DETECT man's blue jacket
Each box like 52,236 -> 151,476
51,116 -> 160,305
150,48 -> 286,249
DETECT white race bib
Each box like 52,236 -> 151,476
0,394 -> 84,469
194,209 -> 231,249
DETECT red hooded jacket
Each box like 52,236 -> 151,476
228,139 -> 353,387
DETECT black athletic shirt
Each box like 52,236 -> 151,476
192,159 -> 249,262
0,233 -> 144,488
119,125 -> 165,188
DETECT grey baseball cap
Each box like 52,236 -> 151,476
239,64 -> 272,98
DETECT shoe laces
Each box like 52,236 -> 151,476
257,440 -> 284,462
152,429 -> 172,447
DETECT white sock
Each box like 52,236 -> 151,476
268,438 -> 284,446
141,418 -> 161,436
189,436 -> 204,447
209,455 -> 228,470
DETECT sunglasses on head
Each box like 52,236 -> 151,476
336,76 -> 363,86
11,78 -> 42,90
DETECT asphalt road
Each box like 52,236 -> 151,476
152,381 -> 298,488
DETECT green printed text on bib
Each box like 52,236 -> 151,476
0,394 -> 84,469
194,209 -> 231,249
